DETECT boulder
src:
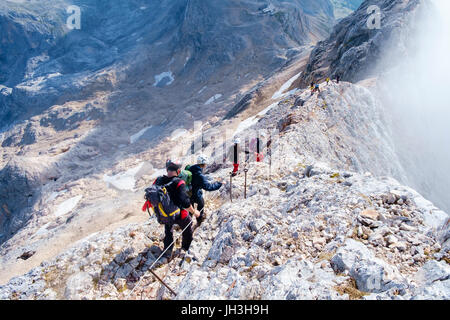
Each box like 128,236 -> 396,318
360,209 -> 380,220
64,272 -> 94,300
331,239 -> 406,293
415,260 -> 450,286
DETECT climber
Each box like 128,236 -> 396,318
250,132 -> 266,162
227,137 -> 242,177
315,83 -> 320,93
336,74 -> 340,84
143,159 -> 200,261
310,81 -> 315,96
326,77 -> 330,85
186,155 -> 223,227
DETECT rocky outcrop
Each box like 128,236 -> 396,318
296,0 -> 424,86
0,157 -> 60,244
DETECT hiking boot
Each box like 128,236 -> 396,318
161,248 -> 173,261
196,214 -> 205,227
185,249 -> 198,262
178,249 -> 196,267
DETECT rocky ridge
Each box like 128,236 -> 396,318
1,82 -> 448,300
297,0 -> 424,86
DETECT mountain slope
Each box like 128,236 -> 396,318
0,0 -> 338,245
0,0 -> 337,128
0,81 -> 448,300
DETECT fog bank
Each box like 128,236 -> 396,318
381,0 -> 450,213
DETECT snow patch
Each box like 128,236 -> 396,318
170,129 -> 188,141
103,163 -> 145,191
130,126 -> 152,144
234,116 -> 259,136
272,72 -> 302,100
257,102 -> 279,117
34,223 -> 51,237
54,195 -> 82,218
234,102 -> 280,136
205,94 -> 222,105
153,71 -> 174,87
46,190 -> 67,203
198,86 -> 207,94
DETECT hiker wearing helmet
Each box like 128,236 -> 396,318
143,159 -> 200,261
186,155 -> 223,227
227,137 -> 242,177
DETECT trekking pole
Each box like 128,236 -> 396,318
230,172 -> 233,202
148,269 -> 177,297
269,152 -> 272,179
126,217 -> 194,299
244,168 -> 248,199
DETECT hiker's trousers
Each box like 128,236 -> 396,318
164,212 -> 193,253
191,195 -> 205,219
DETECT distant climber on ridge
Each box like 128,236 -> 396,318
142,160 -> 199,261
250,132 -> 266,163
185,155 -> 223,227
227,137 -> 244,177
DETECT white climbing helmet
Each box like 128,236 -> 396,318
197,154 -> 209,165
233,137 -> 241,144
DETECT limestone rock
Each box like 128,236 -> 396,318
64,272 -> 94,300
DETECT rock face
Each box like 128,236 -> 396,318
297,0 -> 423,86
0,157 -> 60,243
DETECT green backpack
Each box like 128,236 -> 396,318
178,167 -> 193,197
